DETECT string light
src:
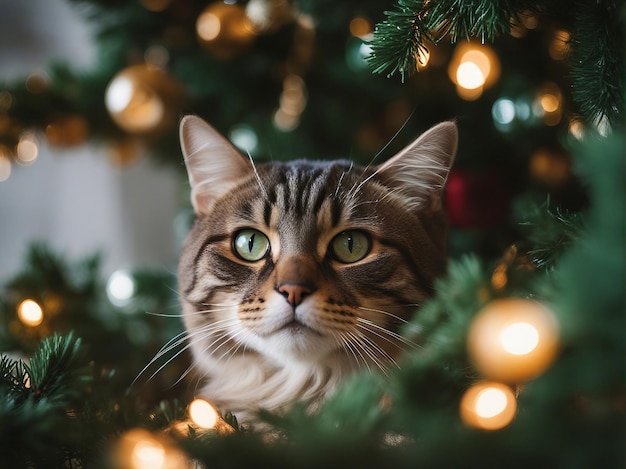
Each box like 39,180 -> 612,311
16,132 -> 39,165
533,82 -> 562,126
116,429 -> 188,469
467,298 -> 560,383
17,299 -> 44,326
448,43 -> 500,101
0,148 -> 11,182
549,30 -> 570,61
349,16 -> 372,38
196,2 -> 257,59
188,398 -> 219,429
460,381 -> 517,430
107,270 -> 136,308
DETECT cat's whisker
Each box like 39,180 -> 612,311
352,329 -> 398,374
246,151 -> 269,201
333,162 -> 353,198
357,306 -> 422,332
338,331 -> 372,373
343,330 -> 394,376
135,318 -> 239,385
356,317 -> 422,352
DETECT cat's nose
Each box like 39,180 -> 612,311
277,283 -> 316,307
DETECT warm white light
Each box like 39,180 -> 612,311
460,382 -> 517,430
500,322 -> 539,355
568,119 -> 585,140
130,438 -> 166,469
189,398 -> 219,429
0,153 -> 11,182
475,387 -> 508,418
17,299 -> 44,326
16,134 -> 38,165
456,61 -> 485,90
105,77 -> 134,113
540,94 -> 560,113
107,270 -> 136,307
197,12 -> 221,41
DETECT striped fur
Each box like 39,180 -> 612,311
177,116 -> 457,422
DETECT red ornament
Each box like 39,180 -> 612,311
444,168 -> 511,229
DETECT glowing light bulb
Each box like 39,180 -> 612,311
16,133 -> 39,165
349,17 -> 372,38
449,42 -> 499,101
0,151 -> 11,182
107,270 -> 136,307
460,381 -> 517,430
189,398 -> 219,429
197,12 -> 221,41
17,299 -> 44,326
492,98 -> 516,126
456,61 -> 485,90
500,322 -> 539,355
467,298 -> 560,383
131,438 -> 166,469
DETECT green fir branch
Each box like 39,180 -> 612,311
570,0 -> 625,129
368,0 -> 534,80
517,198 -> 585,271
367,0 -> 431,81
25,332 -> 91,406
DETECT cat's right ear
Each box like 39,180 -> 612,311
180,115 -> 253,215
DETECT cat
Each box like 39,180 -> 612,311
177,115 -> 457,423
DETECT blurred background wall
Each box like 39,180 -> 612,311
0,0 -> 181,283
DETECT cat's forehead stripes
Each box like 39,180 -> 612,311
258,160 -> 356,225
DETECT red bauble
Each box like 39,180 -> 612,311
445,168 -> 511,229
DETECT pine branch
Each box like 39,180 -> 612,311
368,0 -> 534,79
25,333 -> 91,406
516,198 -> 585,271
367,0 -> 432,81
570,0 -> 625,129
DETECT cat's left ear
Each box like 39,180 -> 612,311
376,121 -> 457,212
180,115 -> 253,215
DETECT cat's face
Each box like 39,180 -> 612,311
178,116 -> 457,374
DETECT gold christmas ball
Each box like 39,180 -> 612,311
105,64 -> 185,135
467,298 -> 560,383
196,2 -> 257,59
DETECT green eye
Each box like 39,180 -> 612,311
233,229 -> 270,262
331,230 -> 371,263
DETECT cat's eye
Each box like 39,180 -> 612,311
330,230 -> 371,263
233,229 -> 270,262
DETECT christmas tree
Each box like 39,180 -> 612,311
1,0 -> 624,467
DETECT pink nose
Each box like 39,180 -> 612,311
277,283 -> 315,307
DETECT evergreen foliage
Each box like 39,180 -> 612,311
0,1 -> 624,467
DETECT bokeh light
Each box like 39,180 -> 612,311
17,299 -> 44,327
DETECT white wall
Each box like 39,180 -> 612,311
0,0 -> 182,283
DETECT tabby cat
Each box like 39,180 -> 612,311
177,115 -> 457,422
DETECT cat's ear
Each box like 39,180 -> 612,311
180,115 -> 253,215
376,121 -> 457,212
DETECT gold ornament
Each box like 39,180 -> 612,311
105,64 -> 185,135
196,2 -> 257,59
467,298 -> 560,383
